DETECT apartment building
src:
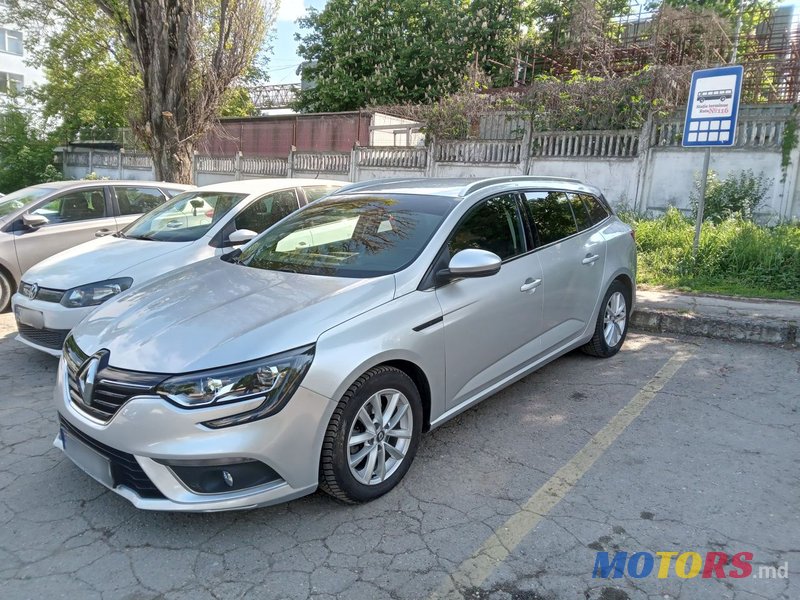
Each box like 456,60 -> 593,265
0,1 -> 46,99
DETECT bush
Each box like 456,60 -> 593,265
0,105 -> 60,193
690,169 -> 771,224
622,207 -> 800,299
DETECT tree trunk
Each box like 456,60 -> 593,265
150,136 -> 194,184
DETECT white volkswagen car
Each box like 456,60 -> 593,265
12,178 -> 343,354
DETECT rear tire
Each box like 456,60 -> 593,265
0,271 -> 12,313
581,280 -> 630,358
319,366 -> 422,504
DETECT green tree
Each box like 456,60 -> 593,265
5,0 -> 275,183
0,104 -> 59,193
294,0 -> 524,113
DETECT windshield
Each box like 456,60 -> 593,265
0,186 -> 57,217
121,190 -> 246,242
237,194 -> 456,278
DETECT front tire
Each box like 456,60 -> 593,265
581,280 -> 630,358
319,366 -> 422,503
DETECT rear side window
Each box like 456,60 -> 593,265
524,191 -> 577,246
567,193 -> 593,231
115,186 -> 166,215
449,194 -> 525,260
581,194 -> 610,224
303,185 -> 340,204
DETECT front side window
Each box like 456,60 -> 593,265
121,191 -> 246,242
233,189 -> 299,233
525,191 -> 578,246
115,186 -> 166,216
237,194 -> 456,278
0,186 -> 55,217
449,194 -> 525,260
33,189 -> 107,224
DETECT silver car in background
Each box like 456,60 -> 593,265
0,180 -> 193,310
56,176 -> 636,511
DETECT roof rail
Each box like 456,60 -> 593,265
331,178 -> 423,194
459,176 -> 585,196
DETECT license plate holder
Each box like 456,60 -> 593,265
15,306 -> 45,329
61,428 -> 114,488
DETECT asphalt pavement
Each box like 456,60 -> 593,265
0,312 -> 797,600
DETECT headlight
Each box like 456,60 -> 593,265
60,278 -> 133,308
156,345 -> 315,428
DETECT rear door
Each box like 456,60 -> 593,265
523,190 -> 606,354
435,193 -> 545,409
12,186 -> 118,273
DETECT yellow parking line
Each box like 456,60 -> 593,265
430,348 -> 694,600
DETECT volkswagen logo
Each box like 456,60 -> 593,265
78,357 -> 101,406
24,283 -> 38,299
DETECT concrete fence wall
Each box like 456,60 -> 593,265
60,106 -> 800,221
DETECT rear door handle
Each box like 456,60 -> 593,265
520,278 -> 542,292
582,254 -> 600,265
95,228 -> 113,237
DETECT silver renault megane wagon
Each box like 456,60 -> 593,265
55,177 -> 636,511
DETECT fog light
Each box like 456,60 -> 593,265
156,458 -> 281,494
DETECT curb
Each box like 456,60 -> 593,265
631,308 -> 798,346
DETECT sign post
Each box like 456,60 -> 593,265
682,65 -> 743,255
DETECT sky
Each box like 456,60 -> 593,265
269,0 -> 327,84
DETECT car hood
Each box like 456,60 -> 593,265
22,236 -> 191,289
71,258 -> 397,373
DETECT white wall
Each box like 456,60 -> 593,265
644,147 -> 795,220
528,158 -> 641,207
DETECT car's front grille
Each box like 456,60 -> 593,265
64,337 -> 167,423
58,414 -> 165,499
17,323 -> 70,350
18,281 -> 65,303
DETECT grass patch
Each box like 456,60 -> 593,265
619,208 -> 800,301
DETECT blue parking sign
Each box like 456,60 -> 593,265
682,65 -> 743,147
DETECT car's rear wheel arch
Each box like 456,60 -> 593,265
614,273 -> 634,300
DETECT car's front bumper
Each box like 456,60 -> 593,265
54,358 -> 337,511
11,293 -> 94,356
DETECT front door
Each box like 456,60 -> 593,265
13,186 -> 118,274
435,193 -> 544,409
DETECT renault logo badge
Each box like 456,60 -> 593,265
78,357 -> 100,406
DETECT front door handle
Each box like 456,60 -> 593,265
582,254 -> 600,265
95,228 -> 113,237
520,278 -> 542,293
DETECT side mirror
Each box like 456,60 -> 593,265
439,248 -> 502,282
22,213 -> 49,229
190,199 -> 204,216
227,228 -> 258,246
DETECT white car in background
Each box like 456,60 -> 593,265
12,178 -> 343,355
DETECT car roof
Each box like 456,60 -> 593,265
26,180 -> 194,191
195,178 -> 345,195
332,176 -> 602,198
